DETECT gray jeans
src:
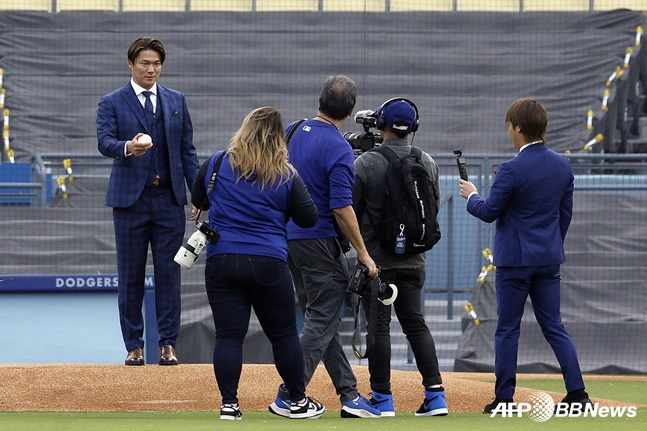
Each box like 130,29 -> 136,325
279,237 -> 359,403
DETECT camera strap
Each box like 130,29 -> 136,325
351,278 -> 380,360
197,150 -> 227,210
285,118 -> 308,146
195,150 -> 227,226
206,151 -> 226,196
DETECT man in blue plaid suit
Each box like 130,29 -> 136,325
97,36 -> 199,366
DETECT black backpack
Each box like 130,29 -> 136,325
369,146 -> 441,255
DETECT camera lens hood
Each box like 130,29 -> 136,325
378,283 -> 398,306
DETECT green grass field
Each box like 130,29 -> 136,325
1,409 -> 645,431
518,379 -> 647,405
1,379 -> 645,431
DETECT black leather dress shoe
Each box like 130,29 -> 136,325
560,389 -> 591,405
125,348 -> 145,366
483,398 -> 514,414
159,345 -> 179,365
556,389 -> 592,413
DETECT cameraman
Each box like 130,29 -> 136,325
269,75 -> 381,419
352,99 -> 448,417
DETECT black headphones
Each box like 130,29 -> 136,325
375,98 -> 419,133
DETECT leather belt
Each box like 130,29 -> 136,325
147,177 -> 166,187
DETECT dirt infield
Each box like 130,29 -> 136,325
1,364 -> 644,413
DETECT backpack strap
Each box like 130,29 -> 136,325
372,145 -> 424,162
408,145 -> 439,199
365,146 -> 400,233
371,145 -> 400,162
410,145 -> 423,161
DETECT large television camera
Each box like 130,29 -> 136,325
343,110 -> 383,154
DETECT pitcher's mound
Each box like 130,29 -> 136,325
0,364 -> 635,412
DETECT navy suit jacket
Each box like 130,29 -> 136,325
97,83 -> 198,208
467,143 -> 574,267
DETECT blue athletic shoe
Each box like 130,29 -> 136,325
415,389 -> 449,416
340,393 -> 382,418
268,396 -> 291,418
370,392 -> 395,417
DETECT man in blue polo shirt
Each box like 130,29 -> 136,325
268,75 -> 381,419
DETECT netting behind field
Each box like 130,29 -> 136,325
0,2 -> 646,372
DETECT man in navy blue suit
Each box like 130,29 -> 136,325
97,37 -> 199,366
459,98 -> 591,413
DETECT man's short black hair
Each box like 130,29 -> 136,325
128,36 -> 166,65
318,75 -> 357,121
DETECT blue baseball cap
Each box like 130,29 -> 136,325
380,100 -> 417,131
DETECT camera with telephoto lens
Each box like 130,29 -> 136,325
174,221 -> 219,269
343,110 -> 384,154
347,263 -> 398,306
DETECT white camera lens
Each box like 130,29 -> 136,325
174,247 -> 197,269
174,230 -> 208,269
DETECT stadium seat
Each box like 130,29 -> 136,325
594,0 -> 647,11
390,0 -> 453,12
56,1 -> 119,12
524,0 -> 589,12
323,0 -> 386,12
190,0 -> 253,11
457,0 -> 520,12
0,0 -> 51,12
256,0 -> 319,12
122,0 -> 186,12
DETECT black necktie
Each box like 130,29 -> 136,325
143,91 -> 154,128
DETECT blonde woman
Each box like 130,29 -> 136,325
190,106 -> 322,420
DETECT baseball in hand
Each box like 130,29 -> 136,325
138,134 -> 152,144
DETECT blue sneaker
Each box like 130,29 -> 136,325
340,393 -> 382,418
415,389 -> 449,416
370,392 -> 395,417
268,396 -> 291,418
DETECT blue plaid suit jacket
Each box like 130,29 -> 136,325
97,83 -> 198,208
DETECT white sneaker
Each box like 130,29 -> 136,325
290,396 -> 325,419
220,403 -> 242,420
